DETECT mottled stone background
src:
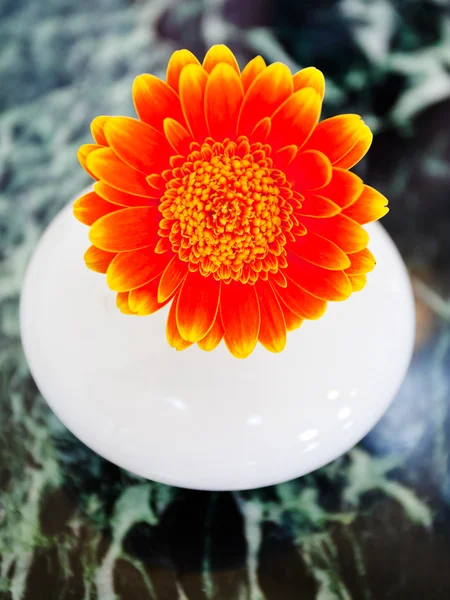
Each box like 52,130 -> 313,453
1,0 -> 450,598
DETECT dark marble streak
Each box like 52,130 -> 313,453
1,0 -> 450,599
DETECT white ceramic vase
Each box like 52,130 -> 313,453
20,192 -> 415,490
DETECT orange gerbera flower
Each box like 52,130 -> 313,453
74,45 -> 388,358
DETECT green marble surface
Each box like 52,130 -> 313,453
1,0 -> 450,598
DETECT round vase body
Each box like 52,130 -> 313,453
20,197 -> 415,490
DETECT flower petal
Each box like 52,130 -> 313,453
166,297 -> 193,350
297,194 -> 341,218
274,277 -> 327,319
86,148 -> 152,196
301,214 -> 369,253
133,74 -> 185,132
290,232 -> 351,270
240,56 -> 266,92
197,315 -> 224,351
278,300 -> 304,331
302,114 -> 372,167
176,271 -> 221,343
205,63 -> 244,140
163,118 -> 193,156
179,64 -> 209,141
348,274 -> 367,292
221,281 -> 260,359
270,269 -> 287,288
158,255 -> 188,302
78,144 -> 103,179
319,168 -> 363,208
255,281 -> 286,353
73,191 -> 120,226
345,247 -> 376,275
94,181 -> 158,208
166,49 -> 201,94
250,117 -> 271,142
104,117 -> 172,174
129,276 -> 171,316
343,185 -> 389,224
89,207 -> 160,252
237,63 -> 293,137
293,67 -> 325,99
285,149 -> 331,191
273,145 -> 297,170
116,292 -> 135,315
84,245 -> 116,273
202,44 -> 240,74
91,116 -> 109,146
107,247 -> 169,292
285,252 -> 352,301
269,87 -> 321,151
336,138 -> 373,170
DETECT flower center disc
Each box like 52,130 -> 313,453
159,137 -> 296,284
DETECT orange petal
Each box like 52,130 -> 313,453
285,252 -> 352,301
166,49 -> 201,94
86,148 -> 152,196
269,87 -> 321,151
279,300 -> 304,331
197,314 -> 224,351
133,74 -> 185,132
343,185 -> 389,224
158,255 -> 188,302
274,277 -> 327,319
155,237 -> 172,254
84,246 -> 117,273
255,281 -> 286,353
297,194 -> 341,218
89,207 -> 159,252
335,128 -> 373,169
202,44 -> 240,74
166,296 -> 193,350
301,214 -> 369,253
285,149 -> 331,191
221,281 -> 260,359
345,247 -> 376,275
270,269 -> 287,288
289,232 -> 351,270
129,276 -> 171,316
107,247 -> 169,292
250,117 -> 271,142
176,271 -> 220,343
116,292 -> 135,315
302,114 -> 372,168
163,118 -> 193,156
78,144 -> 103,179
94,181 -> 158,208
293,67 -> 325,99
146,173 -> 165,192
104,117 -> 172,174
349,274 -> 367,292
240,56 -> 266,92
91,116 -> 109,146
205,63 -> 244,140
179,64 -> 209,141
73,191 -> 120,226
319,168 -> 363,209
273,145 -> 297,170
237,63 -> 293,137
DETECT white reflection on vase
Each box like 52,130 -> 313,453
166,397 -> 187,411
298,428 -> 318,442
247,415 -> 264,426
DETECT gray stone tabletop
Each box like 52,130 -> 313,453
1,0 -> 450,598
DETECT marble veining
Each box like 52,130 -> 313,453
1,0 -> 450,598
